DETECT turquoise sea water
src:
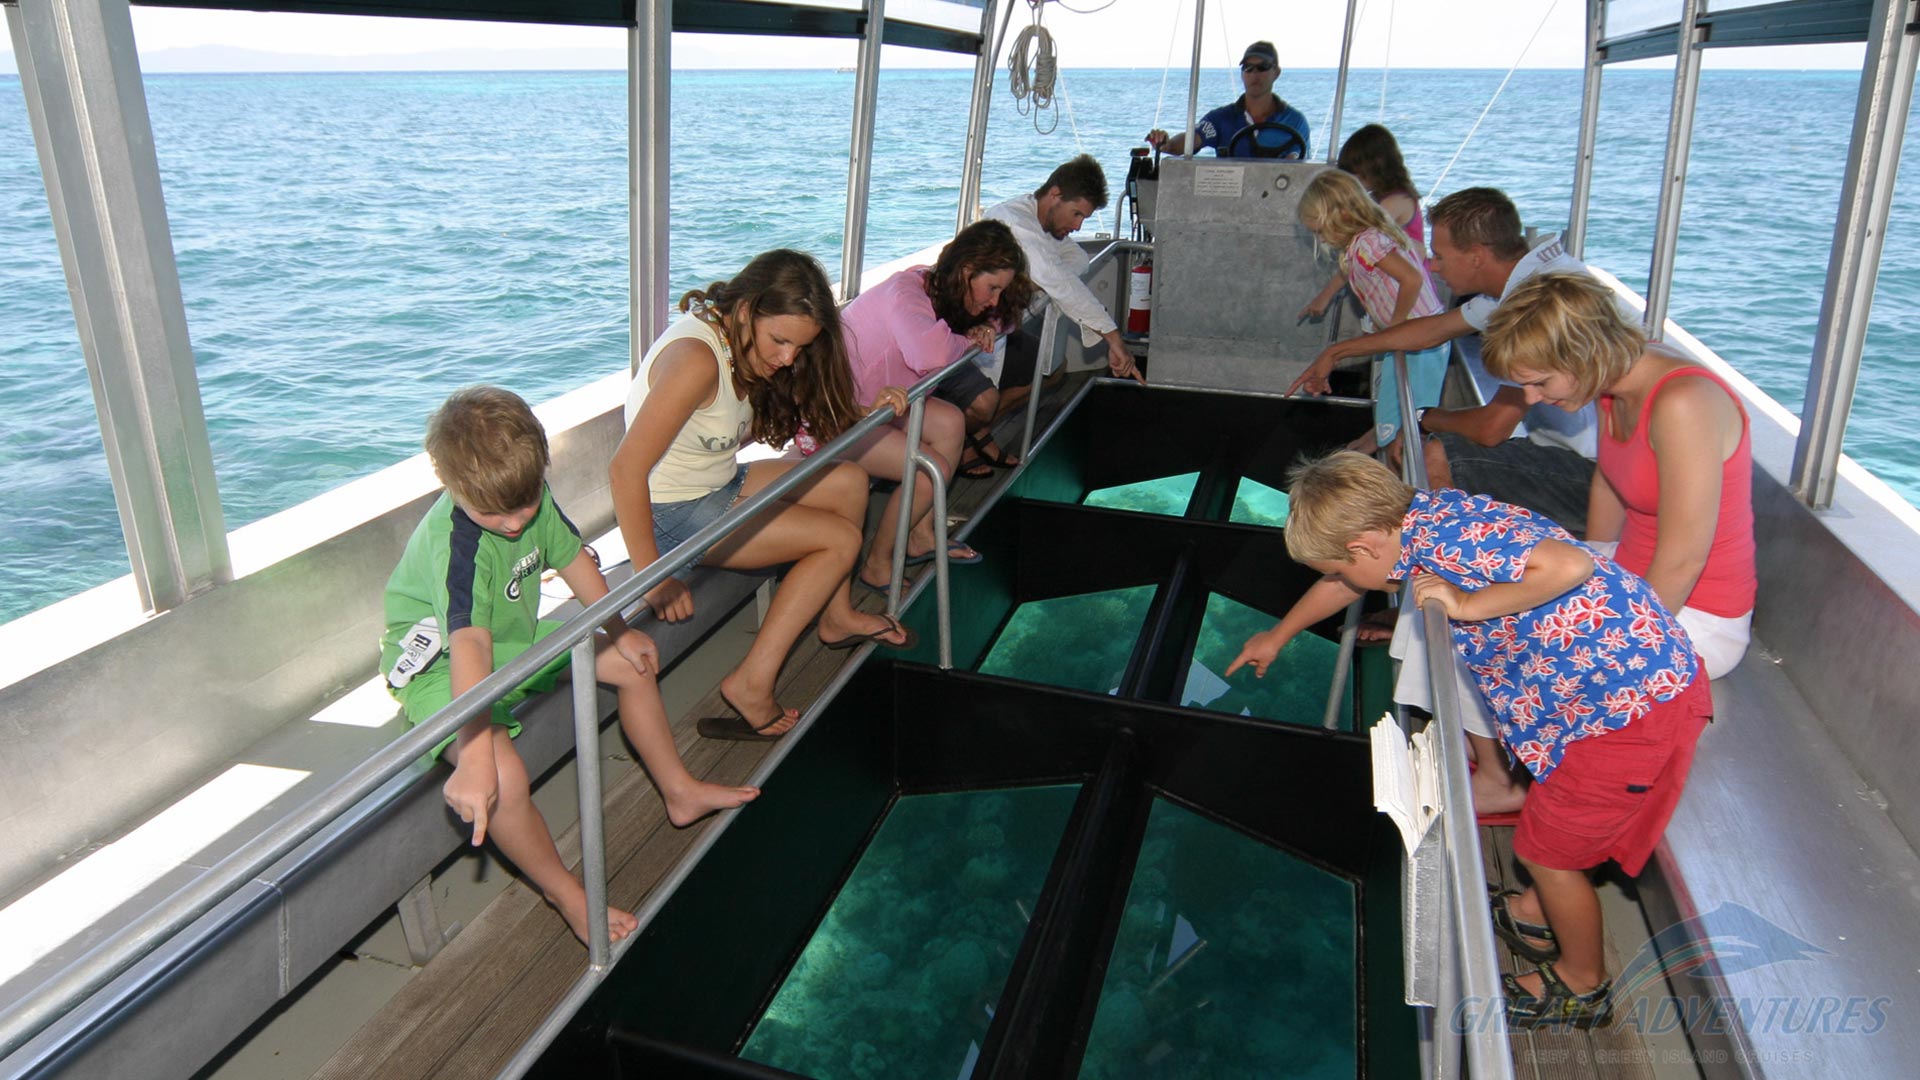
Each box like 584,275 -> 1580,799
741,784 -> 1078,1079
979,584 -> 1156,694
1080,799 -> 1356,1080
3,66 -> 1919,623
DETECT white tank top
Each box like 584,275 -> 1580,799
625,314 -> 754,504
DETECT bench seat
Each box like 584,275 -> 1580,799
0,560 -> 768,1080
1638,642 -> 1920,1078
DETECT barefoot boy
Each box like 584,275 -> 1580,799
381,386 -> 757,945
1228,452 -> 1710,1027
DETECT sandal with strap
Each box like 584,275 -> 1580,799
1503,961 -> 1613,1029
961,431 -> 1020,472
1490,887 -> 1560,962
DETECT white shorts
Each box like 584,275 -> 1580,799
1587,540 -> 1751,681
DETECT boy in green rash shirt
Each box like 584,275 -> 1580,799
381,386 -> 759,945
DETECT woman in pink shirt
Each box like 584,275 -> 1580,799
1483,271 -> 1755,679
839,221 -> 1035,590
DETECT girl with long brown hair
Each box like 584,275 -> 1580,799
611,249 -> 914,741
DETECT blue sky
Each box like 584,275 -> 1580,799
1,0 -> 1866,73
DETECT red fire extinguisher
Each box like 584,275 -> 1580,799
1127,258 -> 1153,334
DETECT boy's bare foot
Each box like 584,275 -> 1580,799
719,671 -> 799,737
1473,765 -> 1528,816
662,780 -> 761,828
550,882 -> 638,947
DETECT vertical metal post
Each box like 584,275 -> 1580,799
1183,0 -> 1206,159
841,0 -> 887,300
629,0 -> 672,373
1021,303 -> 1060,461
1322,600 -> 1361,730
911,452 -> 955,669
1792,0 -> 1920,509
569,638 -> 610,968
1641,0 -> 1704,340
955,0 -> 1004,232
888,397 -> 925,618
1564,0 -> 1606,259
8,0 -> 230,613
1328,0 -> 1362,163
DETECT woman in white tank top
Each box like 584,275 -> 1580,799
611,250 -> 916,740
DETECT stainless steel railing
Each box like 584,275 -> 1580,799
0,349 -> 980,1065
1019,239 -> 1153,463
1389,349 -> 1514,1079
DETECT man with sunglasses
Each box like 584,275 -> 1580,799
1146,42 -> 1311,160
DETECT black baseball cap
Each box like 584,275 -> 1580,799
1242,41 -> 1280,68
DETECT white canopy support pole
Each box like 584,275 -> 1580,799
629,0 -> 672,373
7,0 -> 230,613
1791,0 -> 1920,509
840,0 -> 887,300
1183,0 -> 1205,159
1328,0 -> 1361,163
955,0 -> 1005,231
1564,0 -> 1605,259
1642,0 -> 1704,340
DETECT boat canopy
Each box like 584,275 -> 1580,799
1598,0 -> 1880,61
128,0 -> 989,53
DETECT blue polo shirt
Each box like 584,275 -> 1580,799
1194,96 -> 1312,159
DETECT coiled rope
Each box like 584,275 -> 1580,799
1007,3 -> 1059,134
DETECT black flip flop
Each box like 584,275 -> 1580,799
697,703 -> 794,741
822,615 -> 919,651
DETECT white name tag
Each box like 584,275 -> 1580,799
387,619 -> 443,689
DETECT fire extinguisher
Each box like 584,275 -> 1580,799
1127,258 -> 1153,335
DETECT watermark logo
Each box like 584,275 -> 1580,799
1451,902 -> 1890,1041
1613,900 -> 1827,1001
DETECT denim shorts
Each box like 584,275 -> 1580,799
652,464 -> 748,576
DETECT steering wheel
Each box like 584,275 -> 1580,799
1227,121 -> 1308,160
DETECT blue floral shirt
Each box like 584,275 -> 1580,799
1389,489 -> 1699,781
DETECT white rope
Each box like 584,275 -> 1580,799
1007,4 -> 1059,135
1378,0 -> 1395,122
1429,0 -> 1559,195
1150,0 -> 1185,134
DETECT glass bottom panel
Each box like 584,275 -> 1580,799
979,584 -> 1156,695
1083,471 -> 1200,518
1228,478 -> 1290,528
742,785 -> 1080,1078
1182,592 -> 1351,729
1080,800 -> 1357,1080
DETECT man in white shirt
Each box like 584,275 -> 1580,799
985,154 -> 1143,397
1289,187 -> 1598,534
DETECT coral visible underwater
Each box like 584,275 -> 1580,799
741,786 -> 1078,1079
1082,471 -> 1201,518
1080,800 -> 1357,1080
1184,592 -> 1351,729
1228,479 -> 1291,528
978,584 -> 1157,695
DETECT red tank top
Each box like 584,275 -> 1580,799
1598,366 -> 1756,617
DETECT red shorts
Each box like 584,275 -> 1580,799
1513,675 -> 1713,876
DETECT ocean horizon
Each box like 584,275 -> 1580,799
3,66 -> 1916,623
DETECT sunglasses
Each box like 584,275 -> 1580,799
1241,61 -> 1275,73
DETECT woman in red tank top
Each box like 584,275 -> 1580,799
1479,272 -> 1755,678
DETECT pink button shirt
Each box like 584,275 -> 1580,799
840,268 -> 974,407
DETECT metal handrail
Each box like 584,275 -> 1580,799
0,349 -> 982,1064
1391,349 -> 1513,1077
1019,239 -> 1153,462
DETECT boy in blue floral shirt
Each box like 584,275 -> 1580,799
1229,452 -> 1710,1028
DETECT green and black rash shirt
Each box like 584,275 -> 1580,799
378,485 -> 583,682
